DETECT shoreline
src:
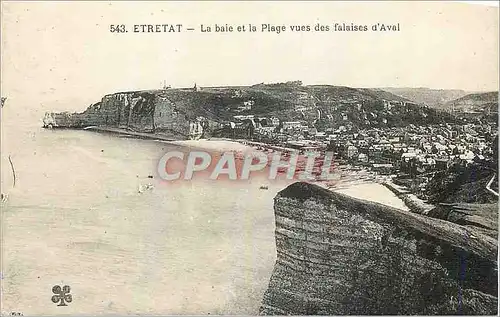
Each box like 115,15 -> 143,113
77,126 -> 314,156
81,126 -> 254,152
58,126 -> 416,210
381,181 -> 435,214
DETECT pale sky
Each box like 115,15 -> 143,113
1,1 -> 499,112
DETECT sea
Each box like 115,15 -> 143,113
0,106 -> 406,315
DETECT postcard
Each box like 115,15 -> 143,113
1,1 -> 498,315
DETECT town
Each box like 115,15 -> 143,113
205,86 -> 498,201
40,81 -> 498,203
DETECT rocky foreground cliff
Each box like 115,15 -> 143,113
259,182 -> 497,315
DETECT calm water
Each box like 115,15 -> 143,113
1,108 -> 405,315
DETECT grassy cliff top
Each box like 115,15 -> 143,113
95,82 -> 458,128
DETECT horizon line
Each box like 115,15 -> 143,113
121,81 -> 499,94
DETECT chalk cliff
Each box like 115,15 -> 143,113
260,182 -> 497,315
43,90 -> 221,139
42,83 -> 459,139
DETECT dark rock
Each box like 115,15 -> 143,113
260,182 -> 497,315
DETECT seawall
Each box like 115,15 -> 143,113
259,182 -> 497,315
381,181 -> 434,214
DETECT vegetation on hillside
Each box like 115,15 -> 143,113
151,82 -> 460,130
444,91 -> 498,113
381,88 -> 468,108
425,135 -> 498,204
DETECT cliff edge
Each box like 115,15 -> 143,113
42,89 -> 223,139
259,182 -> 497,315
42,83 -> 459,140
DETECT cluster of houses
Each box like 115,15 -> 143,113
328,123 -> 496,177
215,94 -> 495,185
219,114 -> 281,139
220,105 -> 496,178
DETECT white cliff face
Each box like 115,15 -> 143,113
42,112 -> 56,127
189,121 -> 203,140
